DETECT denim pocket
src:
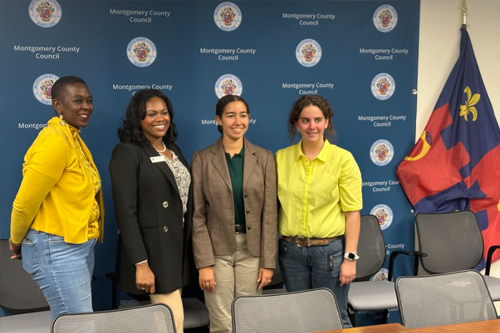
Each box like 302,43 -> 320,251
318,241 -> 343,276
21,237 -> 42,276
279,239 -> 289,254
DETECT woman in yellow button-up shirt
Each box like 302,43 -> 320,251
276,95 -> 362,328
9,76 -> 104,320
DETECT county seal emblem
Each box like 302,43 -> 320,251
370,204 -> 394,230
127,37 -> 157,67
214,2 -> 242,31
370,139 -> 394,166
215,74 -> 243,99
29,0 -> 62,28
371,73 -> 396,100
373,4 -> 398,33
295,39 -> 322,67
32,73 -> 59,105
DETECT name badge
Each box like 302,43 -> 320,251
150,156 -> 165,163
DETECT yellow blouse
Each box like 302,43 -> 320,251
276,140 -> 362,238
10,117 -> 104,244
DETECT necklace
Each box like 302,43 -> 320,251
156,142 -> 167,153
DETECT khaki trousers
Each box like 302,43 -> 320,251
204,233 -> 262,333
150,288 -> 184,333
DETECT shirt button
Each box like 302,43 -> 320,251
162,201 -> 169,208
246,209 -> 250,213
163,226 -> 168,232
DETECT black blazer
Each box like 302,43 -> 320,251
109,141 -> 195,295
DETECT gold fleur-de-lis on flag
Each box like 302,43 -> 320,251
459,86 -> 480,121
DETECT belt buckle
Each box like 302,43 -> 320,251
295,236 -> 310,247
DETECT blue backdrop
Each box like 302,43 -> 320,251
0,0 -> 419,324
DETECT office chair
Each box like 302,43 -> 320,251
232,287 -> 343,333
415,210 -> 500,301
0,239 -> 50,314
347,215 -> 424,325
396,270 -> 497,329
51,303 -> 175,332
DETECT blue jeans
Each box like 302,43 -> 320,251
21,229 -> 97,320
278,238 -> 352,328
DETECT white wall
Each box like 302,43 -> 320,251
418,0 -> 500,140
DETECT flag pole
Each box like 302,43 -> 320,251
462,0 -> 467,29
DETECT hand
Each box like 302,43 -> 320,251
257,268 -> 274,290
198,266 -> 216,293
339,259 -> 356,286
9,238 -> 22,260
135,262 -> 155,294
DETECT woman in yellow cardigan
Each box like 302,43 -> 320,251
8,76 -> 104,320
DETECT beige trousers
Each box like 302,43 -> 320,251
150,288 -> 184,333
204,233 -> 262,333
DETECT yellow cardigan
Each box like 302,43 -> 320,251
10,117 -> 104,244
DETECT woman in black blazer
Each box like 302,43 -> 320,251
109,89 -> 195,333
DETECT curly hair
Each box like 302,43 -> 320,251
287,95 -> 336,141
215,95 -> 250,134
117,89 -> 177,145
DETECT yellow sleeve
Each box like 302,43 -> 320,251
10,135 -> 68,243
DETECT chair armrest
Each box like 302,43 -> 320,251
388,250 -> 427,281
486,245 -> 500,276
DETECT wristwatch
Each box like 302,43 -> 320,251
344,252 -> 359,261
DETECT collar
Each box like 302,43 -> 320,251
50,116 -> 81,139
225,146 -> 244,158
294,139 -> 331,162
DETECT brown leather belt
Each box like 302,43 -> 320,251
282,235 -> 342,247
235,225 -> 246,233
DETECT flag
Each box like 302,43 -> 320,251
396,28 -> 500,268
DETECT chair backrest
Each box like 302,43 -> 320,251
232,288 -> 343,333
396,270 -> 497,329
415,211 -> 483,274
0,239 -> 49,314
355,215 -> 386,281
51,303 -> 176,333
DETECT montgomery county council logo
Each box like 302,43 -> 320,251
33,73 -> 59,105
370,139 -> 394,166
29,0 -> 62,28
215,74 -> 243,98
214,2 -> 242,31
371,73 -> 395,100
127,37 -> 157,67
371,268 -> 389,282
373,4 -> 398,33
370,204 -> 394,230
296,39 -> 322,67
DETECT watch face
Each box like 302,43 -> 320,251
348,253 -> 356,260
